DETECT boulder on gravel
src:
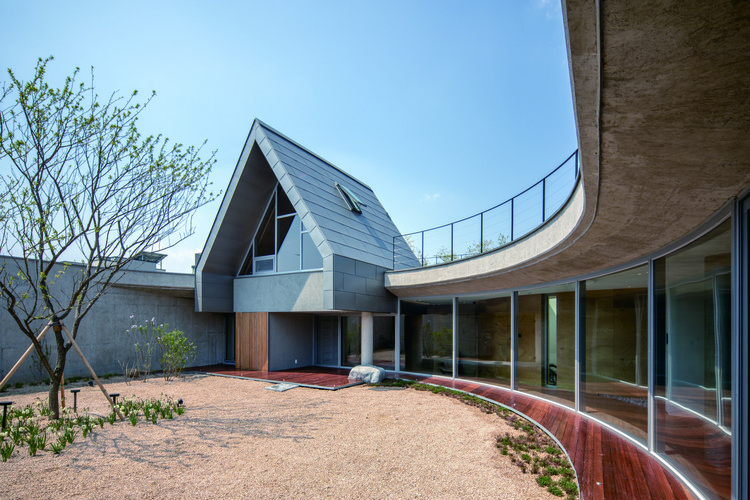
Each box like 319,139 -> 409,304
348,365 -> 385,384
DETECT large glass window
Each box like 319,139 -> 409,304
372,316 -> 396,370
224,314 -> 236,363
341,316 -> 361,367
302,230 -> 323,270
584,265 -> 649,441
238,185 -> 323,275
401,299 -> 453,375
277,215 -> 301,272
655,219 -> 732,500
518,284 -> 575,407
315,315 -> 339,367
457,293 -> 512,388
393,211 -> 739,499
254,198 -> 276,273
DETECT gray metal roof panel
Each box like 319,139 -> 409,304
199,119 -> 406,288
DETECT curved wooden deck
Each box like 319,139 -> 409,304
194,365 -> 699,499
192,365 -> 360,390
397,374 -> 697,500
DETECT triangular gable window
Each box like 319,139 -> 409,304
335,182 -> 365,214
238,185 -> 323,276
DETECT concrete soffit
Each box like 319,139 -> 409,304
196,124 -> 262,277
560,0 -> 602,264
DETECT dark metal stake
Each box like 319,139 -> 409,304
110,393 -> 119,406
1,401 -> 12,430
71,389 -> 81,412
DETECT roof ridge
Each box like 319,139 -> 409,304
252,118 -> 373,191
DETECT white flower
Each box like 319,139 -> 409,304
151,317 -> 155,323
129,315 -> 134,319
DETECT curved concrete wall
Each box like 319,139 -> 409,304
386,0 -> 750,299
385,179 -> 586,295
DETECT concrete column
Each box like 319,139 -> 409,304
361,312 -> 374,366
452,297 -> 458,379
511,291 -> 518,390
395,301 -> 401,372
575,280 -> 586,413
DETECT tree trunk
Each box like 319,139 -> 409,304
48,327 -> 68,420
48,376 -> 60,420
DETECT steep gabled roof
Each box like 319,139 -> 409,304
196,119 -> 406,311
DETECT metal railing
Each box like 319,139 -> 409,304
392,150 -> 579,270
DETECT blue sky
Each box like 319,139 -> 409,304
1,0 -> 577,273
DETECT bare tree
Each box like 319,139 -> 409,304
0,57 -> 217,418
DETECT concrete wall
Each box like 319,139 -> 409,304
0,256 -> 225,384
234,271 -> 325,312
233,256 -> 396,314
385,181 -> 586,296
268,313 -> 313,370
196,272 -> 234,313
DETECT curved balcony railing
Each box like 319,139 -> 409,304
392,150 -> 579,270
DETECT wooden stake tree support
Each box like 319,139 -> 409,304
0,324 -> 50,390
0,322 -> 125,421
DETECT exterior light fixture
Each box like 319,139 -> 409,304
71,388 -> 81,412
1,401 -> 12,430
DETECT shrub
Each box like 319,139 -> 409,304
121,316 -> 163,381
157,329 -> 197,381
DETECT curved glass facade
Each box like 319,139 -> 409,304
518,284 -> 576,407
654,219 -> 732,499
401,298 -> 453,376
457,293 -> 512,388
396,216 -> 736,500
584,265 -> 649,441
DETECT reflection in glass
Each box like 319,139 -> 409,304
302,231 -> 323,270
224,314 -> 235,363
277,185 -> 295,215
584,265 -> 649,441
341,316 -> 361,367
255,201 -> 275,257
517,285 -> 575,407
457,294 -> 511,388
238,184 -> 324,276
402,299 -> 453,375
315,315 -> 338,366
655,219 -> 732,500
372,316 -> 396,370
277,215 -> 301,272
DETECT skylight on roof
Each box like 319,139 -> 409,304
335,182 -> 365,214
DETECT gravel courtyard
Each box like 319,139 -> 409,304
0,374 -> 557,499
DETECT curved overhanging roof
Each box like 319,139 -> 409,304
386,0 -> 750,297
